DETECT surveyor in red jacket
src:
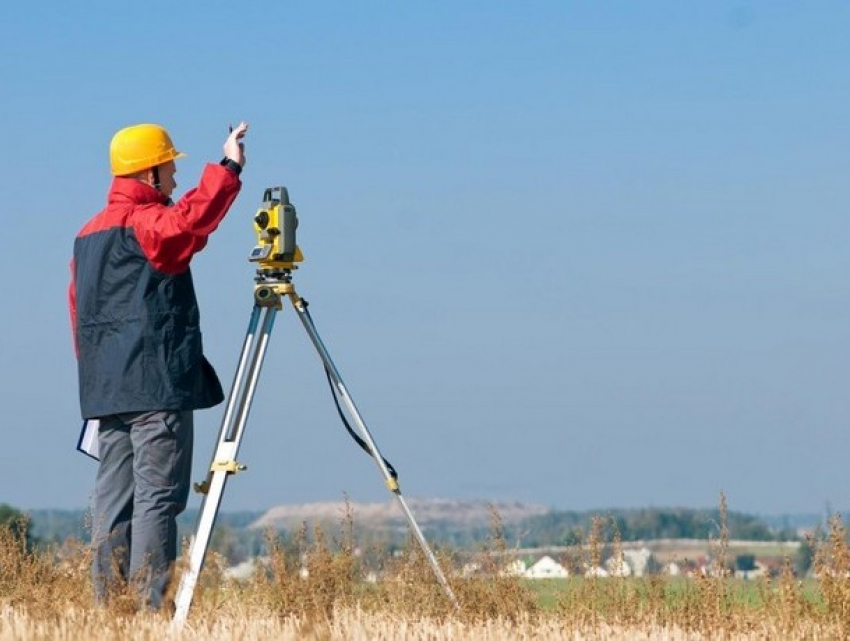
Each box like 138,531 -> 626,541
69,121 -> 248,610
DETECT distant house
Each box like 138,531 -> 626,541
525,556 -> 568,579
622,548 -> 653,577
501,559 -> 527,577
734,561 -> 768,580
605,555 -> 632,577
224,558 -> 260,581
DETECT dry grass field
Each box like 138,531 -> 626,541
3,501 -> 850,640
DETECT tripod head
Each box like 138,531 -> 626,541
248,186 -> 304,278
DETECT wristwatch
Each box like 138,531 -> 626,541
220,157 -> 243,176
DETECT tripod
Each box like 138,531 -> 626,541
172,265 -> 458,625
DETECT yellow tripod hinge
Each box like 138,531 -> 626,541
211,459 -> 247,474
192,459 -> 247,494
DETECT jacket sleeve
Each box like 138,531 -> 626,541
133,163 -> 242,273
68,258 -> 78,357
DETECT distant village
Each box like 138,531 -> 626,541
223,538 -> 804,583
486,538 -> 801,581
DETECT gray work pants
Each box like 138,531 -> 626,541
90,410 -> 193,610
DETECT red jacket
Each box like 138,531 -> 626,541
70,163 -> 241,418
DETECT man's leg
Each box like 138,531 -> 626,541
91,416 -> 134,604
127,410 -> 194,610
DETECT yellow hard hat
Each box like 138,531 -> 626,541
109,123 -> 186,176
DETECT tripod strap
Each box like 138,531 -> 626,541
299,299 -> 399,480
324,367 -> 399,480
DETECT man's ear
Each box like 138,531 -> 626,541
127,168 -> 153,186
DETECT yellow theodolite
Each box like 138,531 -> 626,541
248,186 -> 304,272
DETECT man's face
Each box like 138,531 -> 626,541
155,160 -> 177,198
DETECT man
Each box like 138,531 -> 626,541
69,121 -> 249,610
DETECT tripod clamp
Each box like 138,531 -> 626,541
254,270 -> 299,309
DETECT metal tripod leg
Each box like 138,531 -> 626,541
172,303 -> 279,626
290,296 -> 459,609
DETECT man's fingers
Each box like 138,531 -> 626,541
223,122 -> 249,166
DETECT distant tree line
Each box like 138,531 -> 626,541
0,503 -> 35,548
11,504 -> 804,566
506,508 -> 797,548
20,508 -> 266,554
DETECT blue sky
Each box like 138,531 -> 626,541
2,2 -> 850,516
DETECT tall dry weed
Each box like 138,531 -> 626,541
447,506 -> 539,622
0,522 -> 91,613
811,512 -> 850,634
9,496 -> 850,639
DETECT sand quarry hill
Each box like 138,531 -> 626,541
249,498 -> 549,531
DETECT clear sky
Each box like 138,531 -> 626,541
1,1 -> 849,517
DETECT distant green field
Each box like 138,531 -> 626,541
524,577 -> 823,612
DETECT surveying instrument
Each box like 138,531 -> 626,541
172,186 -> 458,625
